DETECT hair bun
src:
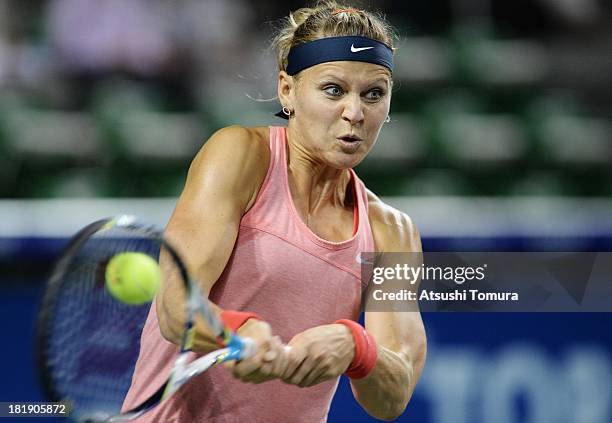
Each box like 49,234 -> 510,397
331,8 -> 361,16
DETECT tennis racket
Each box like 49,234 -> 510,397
36,215 -> 256,422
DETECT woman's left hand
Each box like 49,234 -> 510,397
282,324 -> 355,387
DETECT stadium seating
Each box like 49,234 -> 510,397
0,17 -> 610,199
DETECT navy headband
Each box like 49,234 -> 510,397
276,35 -> 394,119
286,35 -> 394,75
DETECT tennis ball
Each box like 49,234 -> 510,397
105,252 -> 161,305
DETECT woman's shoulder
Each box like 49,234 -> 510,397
366,189 -> 421,253
201,125 -> 270,153
192,125 -> 270,170
184,126 -> 271,211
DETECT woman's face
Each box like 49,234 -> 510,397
279,61 -> 392,169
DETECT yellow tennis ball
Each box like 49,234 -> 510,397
105,252 -> 160,305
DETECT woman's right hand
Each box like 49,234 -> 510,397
229,319 -> 289,384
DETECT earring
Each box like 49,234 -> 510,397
282,107 -> 292,117
385,115 -> 391,123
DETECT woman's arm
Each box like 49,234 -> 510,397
155,125 -> 274,354
350,311 -> 426,420
349,206 -> 427,421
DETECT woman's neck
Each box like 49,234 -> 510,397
285,130 -> 352,214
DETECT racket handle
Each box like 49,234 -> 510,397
222,335 -> 257,362
239,337 -> 257,359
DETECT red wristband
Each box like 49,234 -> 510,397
220,310 -> 262,333
334,319 -> 378,379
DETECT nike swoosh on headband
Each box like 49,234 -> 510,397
350,44 -> 375,53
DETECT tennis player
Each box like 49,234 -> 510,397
122,1 -> 426,421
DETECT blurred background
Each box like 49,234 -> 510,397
1,0 -> 612,422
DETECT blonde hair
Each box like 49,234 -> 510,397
271,0 -> 397,73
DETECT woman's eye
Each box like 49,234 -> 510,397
365,89 -> 384,101
324,85 -> 343,96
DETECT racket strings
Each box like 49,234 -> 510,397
44,226 -> 160,418
39,218 -> 247,422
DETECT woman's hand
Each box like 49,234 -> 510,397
282,324 -> 355,387
229,319 -> 290,384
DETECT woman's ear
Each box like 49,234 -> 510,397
277,71 -> 294,109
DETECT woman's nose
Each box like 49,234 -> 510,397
341,95 -> 365,124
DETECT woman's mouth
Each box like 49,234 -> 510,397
337,135 -> 363,152
338,134 -> 362,142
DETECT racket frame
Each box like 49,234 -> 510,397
37,215 -> 255,422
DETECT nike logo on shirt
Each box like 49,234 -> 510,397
350,44 -> 374,53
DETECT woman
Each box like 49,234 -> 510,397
122,1 -> 427,421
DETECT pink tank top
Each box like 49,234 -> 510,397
122,126 -> 375,422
